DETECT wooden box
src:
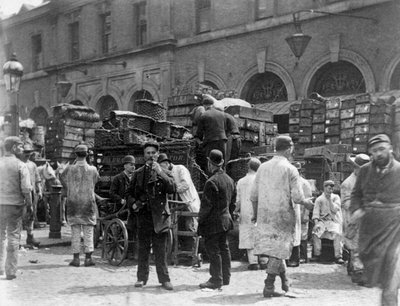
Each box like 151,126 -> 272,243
289,125 -> 300,133
355,103 -> 371,114
341,99 -> 356,109
289,117 -> 300,125
326,109 -> 340,119
369,113 -> 392,124
289,103 -> 301,112
355,114 -> 370,125
312,124 -> 325,134
326,98 -> 341,109
312,133 -> 325,143
300,118 -> 313,127
369,124 -> 392,135
370,104 -> 392,115
325,118 -> 340,125
225,106 -> 273,122
301,99 -> 316,110
325,136 -> 340,145
299,136 -> 312,143
313,113 -> 325,123
341,108 -> 355,119
300,109 -> 313,118
265,123 -> 278,134
340,139 -> 353,145
341,119 -> 355,130
299,127 -> 312,136
355,93 -> 371,104
354,124 -> 370,134
354,134 -> 369,143
353,143 -> 368,154
325,125 -> 340,136
290,110 -> 300,118
340,128 -> 355,139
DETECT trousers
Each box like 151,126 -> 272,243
71,224 -> 94,254
204,231 -> 231,286
0,205 -> 24,276
137,213 -> 170,284
313,233 -> 343,258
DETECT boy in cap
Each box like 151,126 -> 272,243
127,141 -> 175,290
312,180 -> 344,264
340,153 -> 370,282
60,144 -> 99,267
198,149 -> 236,289
0,137 -> 32,280
351,134 -> 400,305
109,155 -> 137,259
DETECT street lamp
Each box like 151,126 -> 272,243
3,53 -> 24,136
285,10 -> 377,60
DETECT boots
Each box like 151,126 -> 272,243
279,272 -> 290,292
26,234 -> 40,247
263,274 -> 277,297
300,240 -> 308,263
84,252 -> 95,267
69,253 -> 80,267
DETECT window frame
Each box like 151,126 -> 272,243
101,11 -> 112,54
69,21 -> 80,61
196,0 -> 211,34
135,1 -> 147,47
31,33 -> 43,71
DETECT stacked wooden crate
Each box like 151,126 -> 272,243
45,104 -> 101,162
298,99 -> 314,152
167,94 -> 198,130
289,103 -> 301,155
312,101 -> 326,146
325,97 -> 341,146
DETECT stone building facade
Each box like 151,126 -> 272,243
1,0 -> 400,127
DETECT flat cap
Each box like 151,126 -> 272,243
74,144 -> 88,153
350,154 -> 370,167
275,135 -> 293,152
324,180 -> 335,187
368,134 -> 391,148
122,155 -> 135,165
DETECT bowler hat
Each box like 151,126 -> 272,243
157,153 -> 171,164
368,134 -> 391,148
349,154 -> 370,167
74,144 -> 88,153
202,94 -> 215,106
275,135 -> 293,152
323,180 -> 335,187
208,149 -> 224,167
122,155 -> 135,165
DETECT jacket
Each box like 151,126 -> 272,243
198,169 -> 236,236
109,171 -> 131,205
195,107 -> 227,143
127,165 -> 175,233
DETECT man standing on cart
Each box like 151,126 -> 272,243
109,155 -> 137,259
128,141 -> 175,291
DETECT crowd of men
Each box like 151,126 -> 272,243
0,103 -> 399,305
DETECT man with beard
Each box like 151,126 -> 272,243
128,141 -> 175,290
250,136 -> 314,297
351,134 -> 400,306
109,155 -> 137,259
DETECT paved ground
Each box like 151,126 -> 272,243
0,226 -> 385,306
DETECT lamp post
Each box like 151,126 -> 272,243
3,53 -> 24,136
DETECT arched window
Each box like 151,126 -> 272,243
240,72 -> 288,104
129,90 -> 153,112
308,61 -> 366,97
96,95 -> 118,119
390,62 -> 400,90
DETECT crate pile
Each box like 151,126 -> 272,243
45,104 -> 101,162
225,105 -> 277,155
289,93 -> 396,156
167,94 -> 198,129
303,144 -> 353,192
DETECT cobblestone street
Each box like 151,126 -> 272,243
0,244 -> 383,306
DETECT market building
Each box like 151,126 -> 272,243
1,0 -> 400,132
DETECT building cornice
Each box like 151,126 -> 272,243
176,0 -> 392,48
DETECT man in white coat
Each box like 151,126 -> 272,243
250,136 -> 314,297
234,158 -> 267,270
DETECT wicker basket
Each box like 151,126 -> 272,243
152,120 -> 172,138
136,99 -> 167,121
226,157 -> 251,182
123,128 -> 158,145
170,125 -> 189,139
94,129 -> 124,147
126,114 -> 154,132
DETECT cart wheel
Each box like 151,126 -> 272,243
103,219 -> 128,266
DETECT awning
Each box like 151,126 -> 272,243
254,100 -> 301,115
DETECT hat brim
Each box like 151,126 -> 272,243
207,157 -> 224,167
158,158 -> 171,164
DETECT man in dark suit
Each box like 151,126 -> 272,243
127,141 -> 175,291
109,155 -> 137,258
195,95 -> 228,165
198,149 -> 236,289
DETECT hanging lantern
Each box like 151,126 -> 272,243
3,53 -> 24,92
285,32 -> 311,60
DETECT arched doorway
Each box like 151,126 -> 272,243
96,95 -> 118,119
307,61 -> 366,97
240,72 -> 288,104
29,106 -> 48,126
70,100 -> 84,106
129,90 -> 153,112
